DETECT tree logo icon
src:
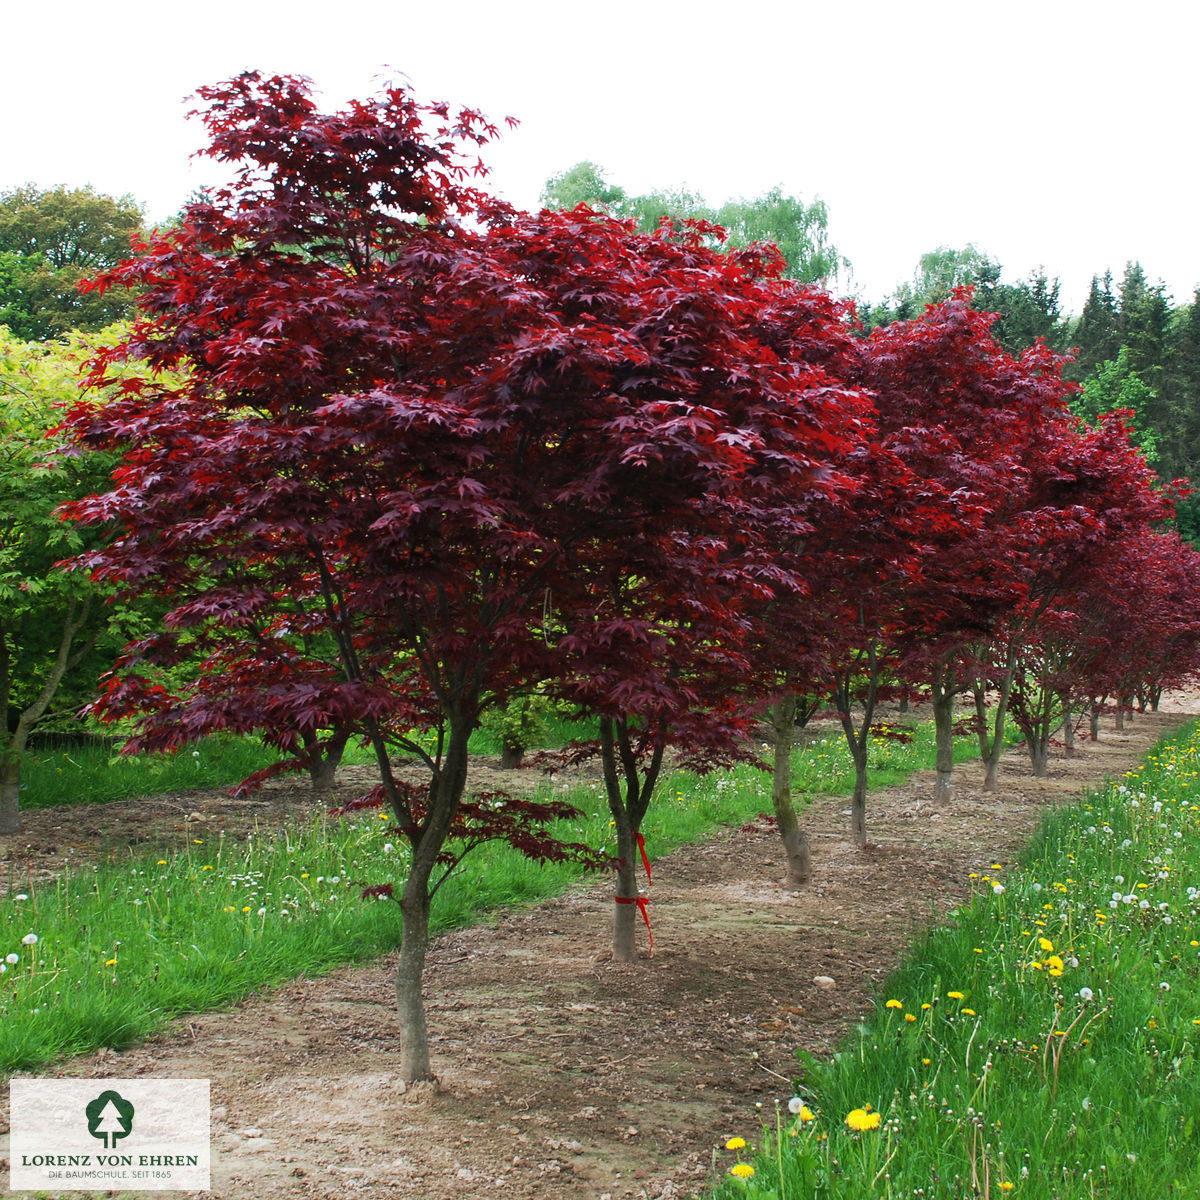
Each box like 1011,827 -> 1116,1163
85,1089 -> 135,1148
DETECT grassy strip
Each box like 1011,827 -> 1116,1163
0,720 -> 968,1075
709,719 -> 1200,1200
17,712 -> 601,810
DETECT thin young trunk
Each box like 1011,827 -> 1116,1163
833,646 -> 877,848
387,711 -> 473,1082
396,862 -> 435,1080
1115,701 -> 1126,731
981,643 -> 1018,792
931,669 -> 956,807
0,596 -> 94,835
769,696 -> 810,889
850,751 -> 868,845
600,717 -> 663,963
1090,700 -> 1101,741
1061,700 -> 1075,757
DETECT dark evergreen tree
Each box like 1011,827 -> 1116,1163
1069,271 -> 1121,379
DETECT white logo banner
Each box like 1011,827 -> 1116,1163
10,1078 -> 210,1192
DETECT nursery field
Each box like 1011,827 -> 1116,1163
1,699 -> 1195,1199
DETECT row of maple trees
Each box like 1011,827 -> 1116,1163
49,73 -> 1200,1080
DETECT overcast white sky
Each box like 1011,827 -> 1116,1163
4,0 -> 1196,314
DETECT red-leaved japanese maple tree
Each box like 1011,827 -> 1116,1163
63,75 -> 865,1073
858,295 -> 1081,805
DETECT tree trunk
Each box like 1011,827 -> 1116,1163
850,753 -> 868,846
499,738 -> 523,770
599,717 -> 662,963
1115,704 -> 1125,731
1090,702 -> 1101,741
395,866 -> 435,1081
1061,701 -> 1075,757
931,682 -> 955,807
769,697 -> 810,889
611,829 -> 640,963
980,643 -> 1018,793
1029,736 -> 1050,777
376,708 -> 473,1083
306,727 -> 349,790
0,758 -> 19,836
0,594 -> 94,837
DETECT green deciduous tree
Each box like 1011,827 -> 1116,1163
0,328 -> 117,832
540,162 -> 847,284
0,186 -> 145,340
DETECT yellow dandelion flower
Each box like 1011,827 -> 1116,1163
725,1137 -> 747,1151
921,1002 -> 931,1010
905,1013 -> 917,1023
922,1058 -> 931,1066
729,1163 -> 755,1179
800,1106 -> 815,1122
156,860 -> 167,866
1029,961 -> 1044,971
845,1108 -> 881,1132
1047,955 -> 1064,971
961,1008 -> 977,1016
105,958 -> 117,966
885,999 -> 903,1009
1038,937 -> 1054,953
947,990 -> 965,1000
999,1183 -> 1015,1192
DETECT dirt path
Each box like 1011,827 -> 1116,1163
4,701 -> 1196,1200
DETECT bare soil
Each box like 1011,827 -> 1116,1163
3,699 -> 1196,1200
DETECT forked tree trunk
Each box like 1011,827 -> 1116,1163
978,643 -> 1018,792
768,696 -> 810,889
377,709 -> 472,1083
600,716 -> 662,963
833,641 -> 879,848
304,727 -> 350,790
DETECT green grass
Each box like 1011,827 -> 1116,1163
18,734 -> 285,810
17,711 -> 601,811
0,716 -> 967,1075
709,720 -> 1200,1200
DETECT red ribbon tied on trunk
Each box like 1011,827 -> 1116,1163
637,831 -> 652,885
614,894 -> 653,953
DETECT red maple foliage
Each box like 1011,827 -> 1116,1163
62,74 -> 868,1072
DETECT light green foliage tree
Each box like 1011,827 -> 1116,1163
1073,346 -> 1160,465
0,185 -> 145,340
0,328 -> 119,832
540,163 -> 848,284
882,244 -> 1000,320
